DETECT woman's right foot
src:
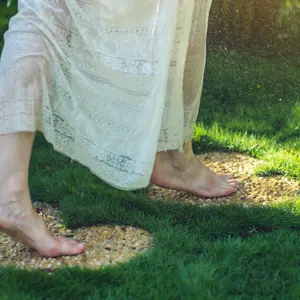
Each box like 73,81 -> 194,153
0,176 -> 84,257
151,151 -> 238,198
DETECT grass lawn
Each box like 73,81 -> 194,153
1,3 -> 300,299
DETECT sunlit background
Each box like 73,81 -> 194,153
0,0 -> 299,174
0,0 -> 299,171
0,1 -> 300,298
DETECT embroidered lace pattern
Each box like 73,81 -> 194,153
0,0 -> 212,189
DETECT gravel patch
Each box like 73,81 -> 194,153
0,203 -> 152,271
0,152 -> 298,270
149,152 -> 299,206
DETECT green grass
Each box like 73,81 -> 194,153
193,123 -> 300,181
1,3 -> 300,300
1,184 -> 300,299
0,1 -> 16,49
201,51 -> 300,145
194,49 -> 300,180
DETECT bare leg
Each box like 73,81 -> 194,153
151,140 -> 238,198
0,132 -> 84,257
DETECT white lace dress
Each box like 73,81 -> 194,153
0,0 -> 212,190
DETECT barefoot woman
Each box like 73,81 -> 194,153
0,0 -> 237,257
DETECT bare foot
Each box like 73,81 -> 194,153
151,151 -> 238,198
0,176 -> 85,257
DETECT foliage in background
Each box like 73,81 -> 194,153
0,0 -> 299,178
1,0 -> 300,55
207,0 -> 300,56
0,3 -> 299,298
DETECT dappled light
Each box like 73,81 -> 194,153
0,0 -> 299,299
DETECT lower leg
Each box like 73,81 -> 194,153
0,132 -> 84,257
151,139 -> 238,197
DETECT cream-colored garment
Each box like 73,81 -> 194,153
0,0 -> 212,190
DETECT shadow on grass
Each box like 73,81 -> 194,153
1,179 -> 300,299
0,6 -> 299,297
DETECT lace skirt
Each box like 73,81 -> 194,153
0,0 -> 212,190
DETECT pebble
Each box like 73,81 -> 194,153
1,152 -> 299,270
148,152 -> 299,207
0,202 -> 153,271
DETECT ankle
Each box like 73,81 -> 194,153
1,172 -> 28,196
0,174 -> 31,228
183,140 -> 195,160
167,149 -> 192,171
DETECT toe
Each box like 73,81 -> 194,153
220,174 -> 233,180
58,238 -> 85,256
222,176 -> 239,189
227,180 -> 238,192
217,178 -> 238,196
221,185 -> 236,196
41,237 -> 85,257
228,179 -> 238,188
